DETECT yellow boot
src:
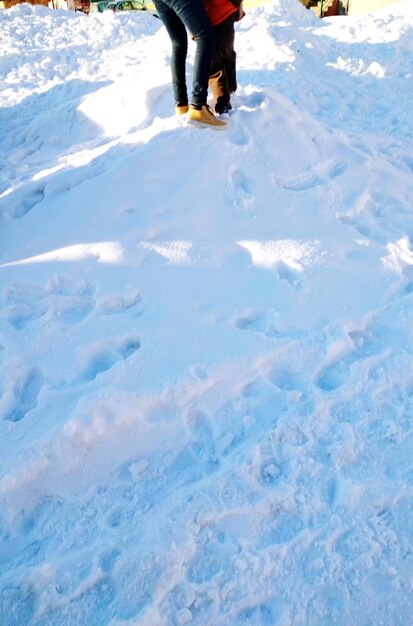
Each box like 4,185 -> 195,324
188,104 -> 227,130
176,104 -> 189,116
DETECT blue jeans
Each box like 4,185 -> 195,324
154,0 -> 216,108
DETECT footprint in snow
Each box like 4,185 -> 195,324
305,584 -> 349,626
234,308 -> 286,339
229,167 -> 255,210
2,368 -> 44,423
4,281 -> 49,330
185,407 -> 214,447
334,526 -> 372,563
236,239 -> 313,289
326,158 -> 347,179
369,507 -> 397,559
4,279 -> 141,330
105,507 -> 124,530
110,555 -> 163,621
278,158 -> 347,192
3,278 -> 95,329
315,360 -> 352,392
99,548 -> 121,573
302,541 -> 330,585
314,316 -> 398,393
275,259 -> 306,288
392,496 -> 413,555
187,538 -> 238,585
236,603 -> 278,625
261,510 -> 304,546
3,182 -> 46,219
231,167 -> 252,195
265,363 -> 307,393
336,186 -> 405,244
228,120 -> 251,147
225,89 -> 266,147
79,337 -> 141,383
96,289 -> 142,316
236,89 -> 266,111
0,583 -> 37,626
384,433 -> 413,482
281,170 -> 325,192
33,576 -> 116,626
314,329 -> 370,393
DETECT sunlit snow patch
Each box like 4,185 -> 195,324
140,241 -> 193,264
327,57 -> 386,78
0,242 -> 124,267
78,68 -> 171,137
237,239 -> 322,271
382,237 -> 413,273
78,76 -> 148,137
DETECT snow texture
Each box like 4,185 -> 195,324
1,0 -> 413,624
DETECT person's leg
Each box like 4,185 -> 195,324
220,15 -> 237,94
168,0 -> 216,108
155,0 -> 225,127
209,45 -> 228,111
209,15 -> 236,112
153,0 -> 188,106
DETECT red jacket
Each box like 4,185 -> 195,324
203,0 -> 237,26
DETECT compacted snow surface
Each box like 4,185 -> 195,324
1,0 -> 413,623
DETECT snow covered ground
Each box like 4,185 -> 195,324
1,0 -> 413,623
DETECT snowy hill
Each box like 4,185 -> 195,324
1,1 -> 413,624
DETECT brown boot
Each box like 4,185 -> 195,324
188,105 -> 227,130
176,104 -> 189,116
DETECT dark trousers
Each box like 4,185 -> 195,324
154,0 -> 216,108
209,13 -> 237,108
